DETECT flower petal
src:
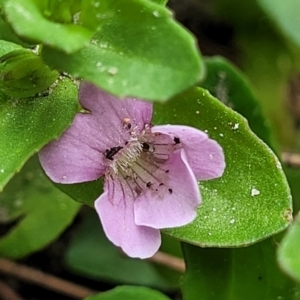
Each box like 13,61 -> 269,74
39,113 -> 107,183
39,82 -> 153,184
134,150 -> 201,229
95,178 -> 161,259
152,125 -> 225,180
79,82 -> 153,145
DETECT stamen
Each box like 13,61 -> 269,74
106,126 -> 181,199
105,146 -> 123,160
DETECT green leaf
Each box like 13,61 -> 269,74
284,166 -> 300,214
147,0 -> 168,5
216,0 -> 300,148
55,180 -> 102,207
278,213 -> 300,283
0,156 -> 81,259
201,56 -> 274,149
181,239 -> 299,300
0,49 -> 59,98
3,0 -> 93,53
0,40 -> 22,57
36,0 -> 81,23
0,15 -> 31,46
42,0 -> 203,101
0,77 -> 78,191
84,286 -> 171,300
65,210 -> 178,290
153,87 -> 292,246
258,0 -> 300,48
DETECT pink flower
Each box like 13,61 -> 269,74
39,82 -> 225,258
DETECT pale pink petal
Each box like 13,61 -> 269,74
39,113 -> 107,183
79,82 -> 153,144
95,178 -> 161,259
152,125 -> 225,180
134,150 -> 201,229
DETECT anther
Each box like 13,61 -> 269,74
142,142 -> 150,151
174,137 -> 180,144
105,146 -> 123,160
146,182 -> 152,188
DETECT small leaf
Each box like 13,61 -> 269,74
42,0 -> 203,101
258,0 -> 300,48
153,87 -> 292,246
278,212 -> 300,283
3,0 -> 93,53
0,77 -> 78,191
181,239 -> 299,300
84,286 -> 171,300
0,49 -> 58,98
0,156 -> 81,259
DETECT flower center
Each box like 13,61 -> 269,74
104,125 -> 181,198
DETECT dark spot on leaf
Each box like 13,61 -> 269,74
165,170 -> 169,173
146,182 -> 152,188
159,183 -> 164,186
168,188 -> 173,194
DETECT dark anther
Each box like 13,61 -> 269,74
146,182 -> 152,188
168,188 -> 173,194
174,137 -> 180,144
142,142 -> 150,151
105,146 -> 123,160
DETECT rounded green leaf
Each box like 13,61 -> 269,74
0,156 -> 81,259
181,239 -> 299,300
84,286 -> 171,300
258,0 -> 300,48
201,56 -> 274,149
278,212 -> 300,282
153,87 -> 292,246
3,0 -> 93,53
42,0 -> 203,101
0,77 -> 78,191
